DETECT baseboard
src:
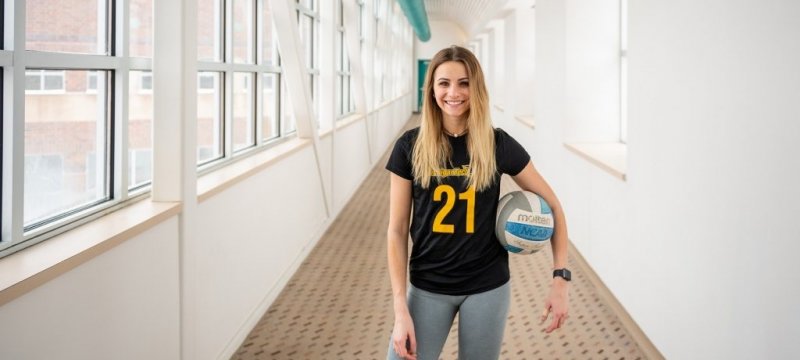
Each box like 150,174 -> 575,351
569,242 -> 665,360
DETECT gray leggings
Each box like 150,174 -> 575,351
387,281 -> 510,360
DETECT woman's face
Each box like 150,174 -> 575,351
432,61 -> 470,121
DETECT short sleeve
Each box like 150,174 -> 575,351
495,128 -> 530,176
385,130 -> 416,180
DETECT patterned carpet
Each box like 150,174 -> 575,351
231,118 -> 648,360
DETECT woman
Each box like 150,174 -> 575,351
385,45 -> 570,360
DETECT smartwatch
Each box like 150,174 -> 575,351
553,268 -> 572,281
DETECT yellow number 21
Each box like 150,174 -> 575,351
432,185 -> 475,234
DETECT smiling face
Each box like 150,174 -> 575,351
432,61 -> 470,122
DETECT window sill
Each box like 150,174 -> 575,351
515,114 -> 536,129
197,137 -> 312,202
0,200 -> 181,307
564,142 -> 627,181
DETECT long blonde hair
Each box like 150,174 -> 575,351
412,45 -> 496,191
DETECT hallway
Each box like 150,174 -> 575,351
232,119 -> 646,360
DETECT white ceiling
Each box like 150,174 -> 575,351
423,0 -> 534,37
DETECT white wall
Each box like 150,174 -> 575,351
489,0 -> 800,358
0,218 -> 181,360
503,7 -> 536,117
415,20 -> 467,59
564,0 -> 620,143
625,1 -> 800,358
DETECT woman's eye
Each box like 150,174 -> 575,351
438,82 -> 449,87
459,82 -> 469,87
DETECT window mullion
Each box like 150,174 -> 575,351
129,57 -> 152,71
223,0 -> 234,158
1,0 -> 26,251
24,51 -> 121,70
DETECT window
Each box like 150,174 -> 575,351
296,0 -> 319,119
1,0 -> 154,257
262,73 -> 279,140
24,69 -> 110,229
86,72 -> 98,93
130,0 -> 154,57
232,0 -> 255,64
25,70 -> 65,93
198,72 -> 217,92
196,0 -> 286,168
129,149 -> 153,189
336,0 -> 354,118
129,71 -> 153,190
232,72 -> 255,151
24,154 -> 65,224
358,0 -> 366,50
139,72 -> 153,92
197,71 -> 223,164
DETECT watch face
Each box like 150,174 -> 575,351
554,269 -> 571,281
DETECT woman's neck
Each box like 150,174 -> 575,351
442,116 -> 468,137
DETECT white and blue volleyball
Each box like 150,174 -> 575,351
495,190 -> 554,254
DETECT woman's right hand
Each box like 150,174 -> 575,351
391,310 -> 417,360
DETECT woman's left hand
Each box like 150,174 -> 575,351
540,279 -> 570,333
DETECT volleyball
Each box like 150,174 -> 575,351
495,190 -> 554,254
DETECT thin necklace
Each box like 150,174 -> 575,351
443,128 -> 468,137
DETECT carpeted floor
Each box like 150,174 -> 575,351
231,117 -> 647,360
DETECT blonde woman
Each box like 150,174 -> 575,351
385,46 -> 571,360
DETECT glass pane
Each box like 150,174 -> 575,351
129,71 -> 153,189
281,78 -> 296,134
26,0 -> 106,54
262,4 -> 275,65
336,31 -> 342,72
262,73 -> 278,140
44,74 -> 64,90
313,75 -> 319,119
301,15 -> 313,70
25,71 -> 42,90
349,76 -> 355,113
24,70 -> 109,226
87,73 -> 98,91
297,0 -> 314,10
337,0 -> 343,27
232,72 -> 255,152
232,0 -> 254,64
336,75 -> 342,116
141,73 -> 153,90
197,72 -> 223,163
198,0 -> 222,61
130,0 -> 154,57
344,75 -> 350,114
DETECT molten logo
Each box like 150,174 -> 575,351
517,213 -> 552,227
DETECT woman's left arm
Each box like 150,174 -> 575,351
511,161 -> 570,333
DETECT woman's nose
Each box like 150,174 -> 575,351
446,85 -> 458,96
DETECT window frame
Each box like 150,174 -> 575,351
295,0 -> 319,121
1,0 -> 155,258
335,0 -> 354,119
195,0 -> 290,174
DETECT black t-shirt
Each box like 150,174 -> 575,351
385,127 -> 530,295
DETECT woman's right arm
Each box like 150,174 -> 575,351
387,173 -> 416,360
